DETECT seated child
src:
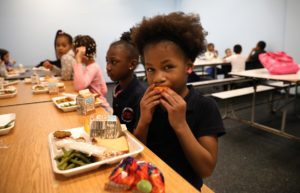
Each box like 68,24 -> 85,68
246,40 -> 266,69
0,49 -> 16,72
224,44 -> 247,73
223,48 -> 232,59
204,43 -> 220,77
106,31 -> 146,132
0,59 -> 8,78
42,30 -> 75,80
73,35 -> 110,110
131,12 -> 225,189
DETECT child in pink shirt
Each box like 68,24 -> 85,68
73,35 -> 110,110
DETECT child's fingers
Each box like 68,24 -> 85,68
160,89 -> 179,106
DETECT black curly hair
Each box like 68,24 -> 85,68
131,12 -> 207,63
73,35 -> 97,58
109,30 -> 139,61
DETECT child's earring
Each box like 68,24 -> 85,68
187,67 -> 193,74
129,67 -> 133,71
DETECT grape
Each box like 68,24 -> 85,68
137,179 -> 152,193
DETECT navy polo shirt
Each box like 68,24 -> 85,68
146,86 -> 225,189
113,76 -> 146,133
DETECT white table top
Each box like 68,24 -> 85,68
230,68 -> 300,83
194,58 -> 229,67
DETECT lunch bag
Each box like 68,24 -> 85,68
259,51 -> 299,75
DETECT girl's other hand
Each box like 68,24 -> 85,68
160,88 -> 187,132
75,46 -> 86,63
43,61 -> 53,69
139,84 -> 161,126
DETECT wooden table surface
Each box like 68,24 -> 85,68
0,81 -> 77,107
0,102 -> 213,193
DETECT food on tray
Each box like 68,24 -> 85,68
0,86 -> 16,95
33,85 -> 47,90
61,103 -> 76,108
53,130 -> 72,139
55,148 -> 96,170
93,136 -> 129,153
55,139 -> 106,157
55,97 -> 74,104
105,157 -> 165,193
89,115 -> 123,139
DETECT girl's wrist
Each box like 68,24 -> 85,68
173,121 -> 189,135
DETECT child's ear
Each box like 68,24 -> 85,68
129,59 -> 138,71
186,61 -> 194,74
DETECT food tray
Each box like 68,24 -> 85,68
52,95 -> 77,112
52,95 -> 102,112
32,85 -> 49,94
0,113 -> 16,135
3,80 -> 20,86
48,127 -> 144,177
0,86 -> 17,99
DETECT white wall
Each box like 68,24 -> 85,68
1,0 -> 299,82
179,0 -> 286,57
284,0 -> 300,63
0,0 -> 175,81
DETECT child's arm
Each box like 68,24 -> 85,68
51,65 -> 61,76
133,84 -> 161,144
73,47 -> 96,90
160,88 -> 218,177
60,52 -> 75,81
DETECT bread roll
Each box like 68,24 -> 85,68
94,136 -> 129,153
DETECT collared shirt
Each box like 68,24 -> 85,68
113,76 -> 146,132
146,86 -> 225,189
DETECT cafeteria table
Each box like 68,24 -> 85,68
230,68 -> 300,141
0,102 -> 213,193
0,80 -> 76,107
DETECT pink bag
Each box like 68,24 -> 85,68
259,51 -> 299,75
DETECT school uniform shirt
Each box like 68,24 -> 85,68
225,54 -> 247,73
248,50 -> 266,69
146,86 -> 225,189
73,62 -> 110,108
113,76 -> 146,133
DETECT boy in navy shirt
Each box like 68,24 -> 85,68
131,12 -> 225,189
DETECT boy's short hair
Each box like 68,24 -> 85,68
233,44 -> 242,54
257,41 -> 266,50
207,43 -> 214,48
131,12 -> 206,63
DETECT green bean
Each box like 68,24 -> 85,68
54,155 -> 63,161
70,159 -> 86,166
58,153 -> 75,168
65,163 -> 76,169
74,153 -> 91,163
58,162 -> 68,170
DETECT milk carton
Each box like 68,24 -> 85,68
76,89 -> 95,115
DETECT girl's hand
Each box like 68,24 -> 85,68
43,61 -> 53,69
75,47 -> 86,63
160,88 -> 187,132
139,84 -> 161,127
